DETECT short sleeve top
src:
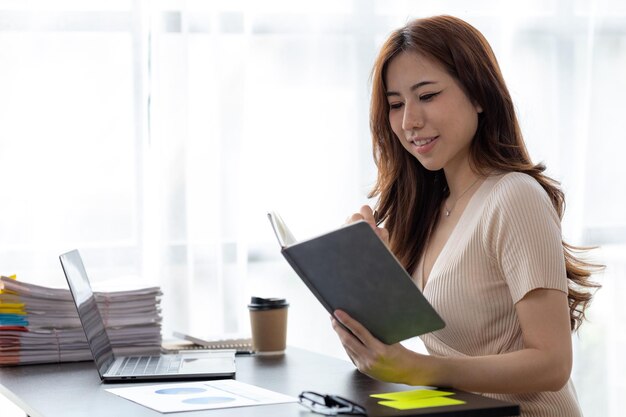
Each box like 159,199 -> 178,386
412,172 -> 581,417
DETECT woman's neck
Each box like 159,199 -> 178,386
444,162 -> 480,199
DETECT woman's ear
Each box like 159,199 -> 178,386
475,102 -> 483,114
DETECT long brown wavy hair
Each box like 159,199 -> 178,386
369,15 -> 601,331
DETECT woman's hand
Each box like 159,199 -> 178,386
331,310 -> 437,385
345,205 -> 390,246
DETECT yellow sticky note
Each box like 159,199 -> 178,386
379,396 -> 466,410
371,389 -> 454,401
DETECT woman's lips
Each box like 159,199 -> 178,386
410,136 -> 439,154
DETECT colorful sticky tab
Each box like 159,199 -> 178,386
0,275 -> 17,294
0,314 -> 28,326
0,303 -> 26,314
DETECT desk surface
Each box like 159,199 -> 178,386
0,347 -> 519,417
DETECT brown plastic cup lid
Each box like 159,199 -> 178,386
248,296 -> 289,311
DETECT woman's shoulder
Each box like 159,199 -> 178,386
493,170 -> 542,190
479,171 -> 562,252
489,171 -> 548,202
483,171 -> 555,217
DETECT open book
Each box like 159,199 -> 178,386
267,212 -> 445,345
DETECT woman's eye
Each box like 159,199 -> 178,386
389,102 -> 403,109
420,92 -> 440,102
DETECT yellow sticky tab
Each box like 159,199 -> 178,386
371,389 -> 454,401
0,275 -> 17,295
0,301 -> 26,315
0,308 -> 26,314
0,303 -> 25,308
379,396 -> 466,410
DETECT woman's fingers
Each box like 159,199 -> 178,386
334,310 -> 382,349
345,213 -> 365,224
346,205 -> 377,226
331,316 -> 367,355
331,318 -> 368,369
359,205 -> 377,226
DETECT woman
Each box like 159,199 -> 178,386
332,15 -> 600,417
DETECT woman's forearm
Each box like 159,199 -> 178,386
408,347 -> 571,394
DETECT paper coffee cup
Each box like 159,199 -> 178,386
248,297 -> 289,354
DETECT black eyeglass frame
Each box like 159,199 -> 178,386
298,391 -> 367,416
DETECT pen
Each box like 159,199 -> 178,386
373,210 -> 384,226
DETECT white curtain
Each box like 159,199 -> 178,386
0,1 -> 624,416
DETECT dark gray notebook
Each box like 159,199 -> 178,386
268,212 -> 445,344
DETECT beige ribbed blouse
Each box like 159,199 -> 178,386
413,172 -> 582,417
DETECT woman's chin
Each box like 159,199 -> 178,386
415,157 -> 444,172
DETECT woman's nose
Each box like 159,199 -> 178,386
402,103 -> 424,131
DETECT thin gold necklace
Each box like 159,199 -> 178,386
444,176 -> 482,217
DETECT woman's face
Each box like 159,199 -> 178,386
385,51 -> 482,174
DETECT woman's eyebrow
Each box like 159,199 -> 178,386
385,80 -> 436,97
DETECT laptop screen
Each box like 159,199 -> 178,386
60,250 -> 115,376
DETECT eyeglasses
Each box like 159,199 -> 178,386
298,391 -> 367,416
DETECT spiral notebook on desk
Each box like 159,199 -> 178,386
171,332 -> 254,354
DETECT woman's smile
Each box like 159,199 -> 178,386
409,135 -> 439,154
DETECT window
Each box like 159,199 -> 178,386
0,2 -> 622,416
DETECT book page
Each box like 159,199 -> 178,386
267,212 -> 297,248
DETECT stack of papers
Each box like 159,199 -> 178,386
0,275 -> 163,366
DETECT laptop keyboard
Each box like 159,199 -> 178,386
115,355 -> 182,376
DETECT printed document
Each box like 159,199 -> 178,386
106,379 -> 296,413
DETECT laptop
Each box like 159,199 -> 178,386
59,249 -> 236,382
